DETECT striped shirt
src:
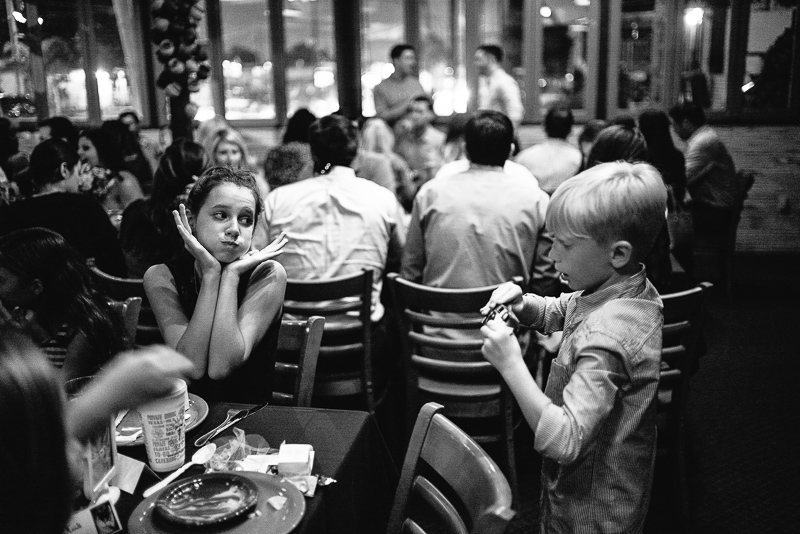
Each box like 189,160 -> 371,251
40,324 -> 77,369
526,267 -> 663,533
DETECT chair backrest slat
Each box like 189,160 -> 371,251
273,317 -> 324,407
388,403 -> 515,534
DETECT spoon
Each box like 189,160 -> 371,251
142,443 -> 217,498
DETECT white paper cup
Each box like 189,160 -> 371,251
138,379 -> 188,472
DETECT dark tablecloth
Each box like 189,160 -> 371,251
117,405 -> 398,534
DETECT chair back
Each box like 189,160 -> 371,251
388,273 -> 521,501
387,402 -> 515,534
88,263 -> 163,345
283,269 -> 378,412
107,296 -> 142,350
273,316 -> 325,407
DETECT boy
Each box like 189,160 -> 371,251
481,162 -> 668,533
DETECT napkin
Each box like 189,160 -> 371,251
277,444 -> 314,477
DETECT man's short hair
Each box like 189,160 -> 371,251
477,44 -> 503,63
308,114 -> 359,171
263,142 -> 313,190
668,102 -> 707,127
586,125 -> 648,167
544,107 -> 574,139
547,162 -> 667,261
408,94 -> 434,112
464,110 -> 513,167
390,44 -> 415,61
118,110 -> 140,124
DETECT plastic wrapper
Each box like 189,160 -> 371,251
204,428 -> 276,472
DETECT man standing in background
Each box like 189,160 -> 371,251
374,45 -> 427,127
475,45 -> 524,131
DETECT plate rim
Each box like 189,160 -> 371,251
154,472 -> 259,527
116,393 -> 209,447
128,471 -> 307,534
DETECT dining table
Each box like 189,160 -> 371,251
115,403 -> 399,534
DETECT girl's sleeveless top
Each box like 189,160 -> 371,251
165,253 -> 279,403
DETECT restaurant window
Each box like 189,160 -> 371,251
536,0 -> 595,115
219,0 -> 274,120
418,0 -> 464,116
283,0 -> 338,117
680,3 -> 731,111
616,0 -> 670,113
361,0 -> 405,117
479,0 -> 525,111
0,0 -> 39,120
93,0 -> 132,119
742,0 -> 797,110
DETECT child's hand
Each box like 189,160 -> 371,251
481,313 -> 523,375
225,232 -> 288,276
173,204 -> 220,276
480,281 -> 524,317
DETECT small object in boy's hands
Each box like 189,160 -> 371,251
482,303 -> 520,333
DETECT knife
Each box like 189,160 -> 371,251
193,402 -> 269,447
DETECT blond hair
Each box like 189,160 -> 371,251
547,162 -> 667,261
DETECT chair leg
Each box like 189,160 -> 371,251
505,429 -> 520,507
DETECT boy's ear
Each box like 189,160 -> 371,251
609,240 -> 634,269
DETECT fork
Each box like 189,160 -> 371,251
192,408 -> 240,444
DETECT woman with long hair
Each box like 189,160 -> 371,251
203,127 -> 269,199
119,139 -> 209,277
0,228 -> 125,380
77,128 -> 144,220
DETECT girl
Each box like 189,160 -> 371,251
144,166 -> 287,403
0,228 -> 125,381
77,128 -> 144,220
120,138 -> 209,277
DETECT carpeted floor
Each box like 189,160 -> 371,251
504,253 -> 800,534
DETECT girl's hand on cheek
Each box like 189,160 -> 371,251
225,232 -> 288,276
480,316 -> 522,375
173,204 -> 220,276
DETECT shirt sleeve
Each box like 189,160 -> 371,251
534,333 -> 629,465
501,75 -> 525,125
528,196 -> 560,297
400,196 -> 425,282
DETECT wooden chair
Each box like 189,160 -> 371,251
107,296 -> 141,350
387,402 -> 515,534
283,269 -> 382,413
272,316 -> 325,407
87,262 -> 163,346
388,273 -> 521,503
656,281 -> 713,530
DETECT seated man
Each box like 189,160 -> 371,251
669,102 -> 739,223
394,96 -> 446,189
260,114 -> 406,322
402,110 -> 559,297
515,106 -> 583,194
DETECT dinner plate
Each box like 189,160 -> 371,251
155,473 -> 259,527
128,472 -> 306,534
116,393 -> 208,447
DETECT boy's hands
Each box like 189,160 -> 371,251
481,313 -> 523,376
480,281 -> 524,317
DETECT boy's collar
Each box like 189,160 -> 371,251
574,265 -> 648,306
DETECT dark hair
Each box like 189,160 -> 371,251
477,44 -> 503,63
37,116 -> 78,148
100,120 -> 145,168
586,125 -> 648,167
444,113 -> 471,144
282,108 -> 317,144
0,326 -> 71,534
611,114 -> 637,129
668,102 -> 706,127
187,166 -> 264,222
0,119 -> 19,178
28,138 -> 80,189
638,110 -> 678,157
150,138 -> 209,227
544,107 -> 574,139
118,110 -> 140,124
390,44 -> 415,60
307,115 -> 359,172
0,228 -> 124,367
263,142 -> 313,190
79,128 -> 124,172
464,110 -> 513,167
411,94 -> 434,112
578,119 -> 610,147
